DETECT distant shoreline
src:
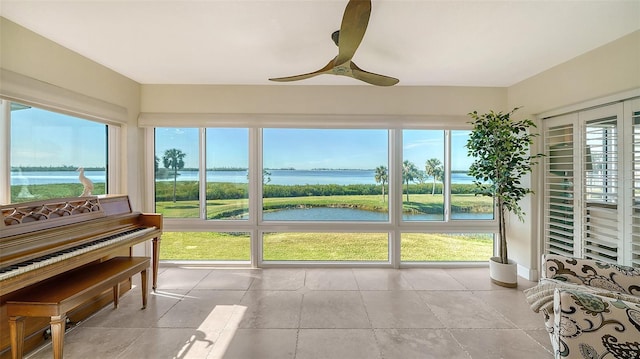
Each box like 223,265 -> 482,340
12,167 -> 471,174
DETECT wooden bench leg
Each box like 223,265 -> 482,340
50,315 -> 66,359
9,316 -> 25,359
141,268 -> 148,309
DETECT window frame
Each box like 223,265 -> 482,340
144,114 -> 498,268
1,99 -> 119,203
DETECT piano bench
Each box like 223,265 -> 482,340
6,256 -> 150,359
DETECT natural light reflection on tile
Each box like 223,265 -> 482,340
179,305 -> 247,359
151,290 -> 197,300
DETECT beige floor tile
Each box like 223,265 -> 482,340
444,267 -> 499,290
375,328 -> 471,359
525,329 -> 554,355
300,291 -> 370,328
27,327 -> 145,359
238,290 -> 303,328
361,290 -> 444,328
118,328 -> 212,359
402,268 -> 467,290
419,291 -> 515,329
157,290 -> 245,328
194,269 -> 258,290
248,268 -> 306,291
83,288 -> 187,328
304,268 -> 359,290
473,289 -> 547,330
207,328 -> 297,359
451,328 -> 553,359
296,329 -> 381,359
157,267 -> 212,289
23,267 -> 554,359
353,268 -> 414,290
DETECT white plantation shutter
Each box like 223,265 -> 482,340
544,117 -> 577,257
583,114 -> 620,262
542,97 -> 640,267
631,107 -> 640,267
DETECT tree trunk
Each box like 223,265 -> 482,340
172,168 -> 177,203
498,200 -> 508,264
405,181 -> 409,201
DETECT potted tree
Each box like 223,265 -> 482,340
466,107 -> 543,287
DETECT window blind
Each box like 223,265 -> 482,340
632,110 -> 640,267
544,123 -> 576,257
583,117 -> 619,262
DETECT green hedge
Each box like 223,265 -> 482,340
153,181 -> 480,202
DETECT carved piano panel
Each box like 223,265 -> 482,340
0,195 -> 162,358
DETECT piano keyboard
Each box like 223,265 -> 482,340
0,226 -> 157,282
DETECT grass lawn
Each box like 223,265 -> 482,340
157,193 -> 494,262
160,231 -> 494,262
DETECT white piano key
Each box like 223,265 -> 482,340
0,226 -> 157,282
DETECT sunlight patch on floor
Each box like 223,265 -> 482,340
179,304 -> 247,359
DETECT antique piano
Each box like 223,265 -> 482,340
0,195 -> 162,358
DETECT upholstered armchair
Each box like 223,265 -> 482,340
525,254 -> 640,358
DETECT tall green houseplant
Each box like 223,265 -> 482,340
466,107 -> 543,266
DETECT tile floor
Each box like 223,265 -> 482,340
26,266 -> 552,359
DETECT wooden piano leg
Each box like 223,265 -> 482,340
141,268 -> 148,309
50,315 -> 66,359
113,283 -> 120,308
9,316 -> 25,359
152,236 -> 161,291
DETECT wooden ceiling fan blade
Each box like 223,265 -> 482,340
269,59 -> 334,82
335,0 -> 371,66
350,61 -> 399,86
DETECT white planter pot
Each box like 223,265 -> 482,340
489,257 -> 517,288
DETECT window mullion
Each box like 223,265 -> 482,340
199,128 -> 207,219
444,130 -> 451,222
0,100 -> 10,204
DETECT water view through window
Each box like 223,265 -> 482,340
8,102 -> 108,203
263,128 -> 389,221
151,126 -> 495,263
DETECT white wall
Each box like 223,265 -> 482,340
140,84 -> 506,116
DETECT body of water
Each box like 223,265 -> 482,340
261,207 -> 492,221
11,170 -> 107,185
12,169 -> 475,186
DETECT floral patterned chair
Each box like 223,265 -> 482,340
525,254 -> 640,359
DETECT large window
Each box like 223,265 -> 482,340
402,130 -> 445,221
206,128 -> 249,220
151,124 -> 497,265
7,102 -> 108,203
262,129 -> 389,222
154,128 -> 200,218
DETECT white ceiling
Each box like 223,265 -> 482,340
2,1 -> 639,87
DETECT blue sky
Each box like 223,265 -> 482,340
157,128 -> 474,171
12,108 -> 474,171
11,107 -> 107,168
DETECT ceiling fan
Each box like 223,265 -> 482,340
269,0 -> 399,86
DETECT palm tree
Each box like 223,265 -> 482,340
424,158 -> 444,195
162,148 -> 186,202
402,160 -> 418,201
374,165 -> 388,201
